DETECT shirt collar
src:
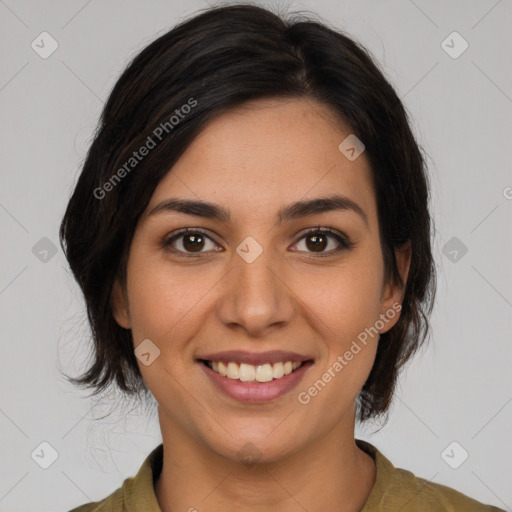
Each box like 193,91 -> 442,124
124,439 -> 395,511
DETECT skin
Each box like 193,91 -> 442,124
112,97 -> 411,512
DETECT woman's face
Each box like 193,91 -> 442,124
112,97 -> 409,462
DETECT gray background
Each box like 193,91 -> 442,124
1,0 -> 511,510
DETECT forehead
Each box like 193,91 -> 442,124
145,97 -> 377,225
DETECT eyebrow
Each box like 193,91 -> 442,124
147,194 -> 368,227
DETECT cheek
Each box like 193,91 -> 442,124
297,262 -> 383,420
296,244 -> 385,406
125,251 -> 210,342
306,251 -> 385,339
125,256 -> 204,408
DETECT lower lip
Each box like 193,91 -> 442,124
199,361 -> 313,403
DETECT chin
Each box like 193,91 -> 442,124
203,426 -> 308,465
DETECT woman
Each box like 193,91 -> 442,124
62,4 -> 504,511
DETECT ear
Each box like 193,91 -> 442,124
379,241 -> 412,333
110,279 -> 131,329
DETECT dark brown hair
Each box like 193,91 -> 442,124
60,3 -> 436,423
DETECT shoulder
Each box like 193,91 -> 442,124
67,444 -> 163,512
383,466 -> 504,511
67,483 -> 127,512
357,439 -> 505,512
67,488 -> 122,512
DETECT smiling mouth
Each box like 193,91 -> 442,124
199,359 -> 311,383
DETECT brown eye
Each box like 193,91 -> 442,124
293,228 -> 352,256
305,233 -> 328,252
162,229 -> 220,255
182,233 -> 205,252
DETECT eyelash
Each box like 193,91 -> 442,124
161,226 -> 354,259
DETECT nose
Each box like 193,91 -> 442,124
215,245 -> 295,337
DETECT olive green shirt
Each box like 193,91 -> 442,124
69,440 -> 505,511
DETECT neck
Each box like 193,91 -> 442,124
154,408 -> 376,512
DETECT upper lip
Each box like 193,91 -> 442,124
197,350 -> 313,366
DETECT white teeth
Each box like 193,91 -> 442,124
207,360 -> 304,382
218,361 -> 227,377
256,364 -> 273,382
239,363 -> 255,382
226,362 -> 239,379
272,362 -> 284,379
